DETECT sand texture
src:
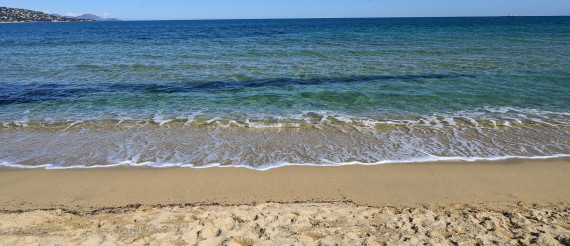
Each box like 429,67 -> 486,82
1,202 -> 569,246
0,159 -> 569,245
1,159 -> 569,211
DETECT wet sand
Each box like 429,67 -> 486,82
1,159 -> 569,211
1,159 -> 569,245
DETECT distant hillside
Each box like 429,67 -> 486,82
53,13 -> 120,22
0,7 -> 95,23
72,13 -> 120,21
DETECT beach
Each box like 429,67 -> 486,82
1,159 -> 569,245
1,16 -> 570,245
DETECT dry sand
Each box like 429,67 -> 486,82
0,158 -> 569,245
1,202 -> 569,245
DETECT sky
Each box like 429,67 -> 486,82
1,0 -> 569,20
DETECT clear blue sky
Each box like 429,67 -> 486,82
1,0 -> 569,20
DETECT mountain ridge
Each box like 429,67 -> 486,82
53,13 -> 120,21
0,7 -> 118,22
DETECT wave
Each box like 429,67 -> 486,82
2,107 -> 569,129
1,107 -> 568,170
1,117 -> 568,168
1,155 -> 569,171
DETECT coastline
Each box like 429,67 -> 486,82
1,158 -> 568,212
2,16 -> 570,245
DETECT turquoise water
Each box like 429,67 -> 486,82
0,17 -> 569,168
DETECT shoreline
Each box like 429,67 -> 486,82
2,118 -> 569,170
1,158 -> 568,212
1,155 -> 569,171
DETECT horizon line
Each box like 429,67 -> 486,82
1,6 -> 567,22
121,15 -> 569,22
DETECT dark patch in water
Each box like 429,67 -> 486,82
0,74 -> 473,105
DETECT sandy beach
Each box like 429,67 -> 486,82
2,11 -> 570,245
1,158 -> 569,245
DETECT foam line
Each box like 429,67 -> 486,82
1,154 -> 569,171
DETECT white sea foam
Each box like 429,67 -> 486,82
62,120 -> 83,131
443,117 -> 457,126
1,107 -> 568,171
246,120 -> 300,128
3,106 -> 568,131
153,114 -> 172,126
182,111 -> 203,127
1,154 -> 569,171
1,107 -> 568,129
13,115 -> 29,127
205,117 -> 222,124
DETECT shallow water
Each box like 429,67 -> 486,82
1,17 -> 569,168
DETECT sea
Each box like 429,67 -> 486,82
1,17 -> 569,170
